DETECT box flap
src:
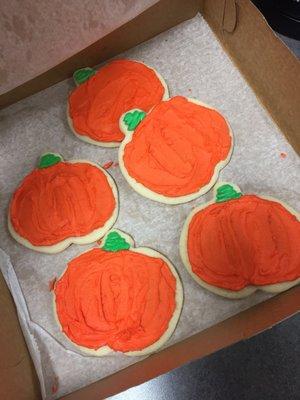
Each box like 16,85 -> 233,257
0,0 -> 199,109
0,0 -> 160,97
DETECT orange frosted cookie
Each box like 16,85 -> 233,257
9,153 -> 118,253
180,183 -> 300,298
68,60 -> 168,147
119,96 -> 233,204
53,230 -> 183,356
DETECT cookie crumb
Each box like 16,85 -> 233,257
48,277 -> 57,291
280,152 -> 287,159
51,377 -> 59,394
102,161 -> 114,169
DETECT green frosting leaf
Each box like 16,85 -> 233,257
73,67 -> 96,85
216,184 -> 242,203
38,153 -> 62,169
102,231 -> 130,252
123,110 -> 146,131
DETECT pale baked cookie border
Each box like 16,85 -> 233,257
67,59 -> 169,148
179,182 -> 300,299
8,154 -> 119,254
118,98 -> 234,205
53,229 -> 183,356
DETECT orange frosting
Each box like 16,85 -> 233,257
187,195 -> 300,290
54,248 -> 176,352
68,60 -> 165,143
10,162 -> 116,246
123,96 -> 232,197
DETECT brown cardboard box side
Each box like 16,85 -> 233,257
203,0 -> 300,154
0,1 -> 299,399
0,0 -> 200,110
0,272 -> 40,400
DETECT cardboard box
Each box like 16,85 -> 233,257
1,1 -> 299,399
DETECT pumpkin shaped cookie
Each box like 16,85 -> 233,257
53,230 -> 183,356
9,153 -> 118,253
68,59 -> 168,147
180,183 -> 300,298
119,96 -> 233,204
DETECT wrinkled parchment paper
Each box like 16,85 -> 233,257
0,14 -> 299,400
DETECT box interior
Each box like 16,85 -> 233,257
0,1 -> 299,399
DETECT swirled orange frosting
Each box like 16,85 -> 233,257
68,60 -> 165,143
123,96 -> 232,197
54,248 -> 176,352
187,195 -> 300,290
10,162 -> 116,246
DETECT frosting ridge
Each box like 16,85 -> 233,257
10,162 -> 116,246
187,195 -> 300,290
123,96 -> 232,197
69,60 -> 165,143
54,248 -> 176,352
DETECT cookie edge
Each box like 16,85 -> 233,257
67,59 -> 169,147
179,183 -> 300,298
52,229 -> 184,356
118,97 -> 234,204
8,159 -> 119,254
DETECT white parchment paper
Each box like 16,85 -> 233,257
0,14 -> 299,400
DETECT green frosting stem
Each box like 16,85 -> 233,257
123,110 -> 146,131
102,231 -> 130,252
216,184 -> 242,203
38,153 -> 62,169
73,67 -> 96,85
